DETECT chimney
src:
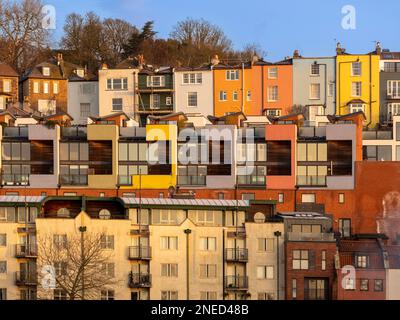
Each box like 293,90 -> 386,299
252,55 -> 260,65
211,55 -> 220,66
293,49 -> 300,58
101,63 -> 108,70
375,41 -> 382,55
57,53 -> 63,65
336,42 -> 345,55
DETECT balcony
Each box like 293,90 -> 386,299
1,174 -> 29,186
177,175 -> 206,186
15,271 -> 37,286
237,175 -> 266,187
362,130 -> 393,140
128,246 -> 152,260
3,126 -> 28,138
128,273 -> 152,288
118,175 -> 132,186
137,104 -> 173,112
61,126 -> 87,139
296,175 -> 327,187
227,227 -> 246,238
287,232 -> 335,242
298,126 -> 326,140
59,174 -> 88,186
15,244 -> 38,258
225,276 -> 248,290
225,248 -> 248,262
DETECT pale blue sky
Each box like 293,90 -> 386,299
47,0 -> 400,61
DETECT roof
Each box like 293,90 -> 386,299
115,57 -> 140,69
122,197 -> 249,208
278,211 -> 331,220
327,111 -> 367,123
175,64 -> 212,72
22,60 -> 64,80
42,111 -> 74,121
0,62 -> 18,77
338,238 -> 385,269
140,65 -> 174,75
0,195 -> 45,204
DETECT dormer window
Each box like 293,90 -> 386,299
76,69 -> 85,78
42,67 -> 50,76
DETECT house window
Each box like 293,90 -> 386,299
107,78 -> 128,90
147,76 -> 165,87
351,82 -> 362,96
360,279 -> 369,291
268,86 -> 278,101
100,235 -> 114,249
310,83 -> 320,99
200,291 -> 217,300
219,91 -> 227,101
161,263 -> 178,277
387,103 -> 400,120
182,73 -> 202,84
218,193 -> 224,199
384,62 -> 400,72
321,250 -> 326,270
160,236 -> 178,250
54,261 -> 68,276
350,103 -> 365,113
0,234 -> 5,247
356,255 -> 368,268
42,67 -> 50,76
81,83 -> 94,94
80,103 -> 91,119
150,94 -> 160,109
53,289 -> 67,300
101,263 -> 115,277
188,92 -> 197,107
278,193 -> 284,203
352,62 -> 362,76
166,97 -> 172,106
339,219 -> 351,237
101,290 -> 115,300
339,193 -> 345,204
161,291 -> 178,300
33,81 -> 39,94
266,109 -> 281,117
38,99 -> 56,114
328,83 -> 335,97
268,67 -> 277,79
226,70 -> 239,80
53,82 -> 59,94
43,82 -> 49,94
247,90 -> 252,101
257,238 -> 274,252
301,194 -> 315,203
112,98 -> 123,111
199,264 -> 217,278
0,261 -> 6,273
53,234 -> 67,249
310,64 -> 320,75
292,250 -> 309,270
233,91 -> 238,101
292,279 -> 297,299
374,279 -> 383,292
199,237 -> 216,251
257,266 -> 274,279
242,193 -> 255,200
0,288 -> 6,300
308,105 -> 324,122
344,278 -> 355,290
3,80 -> 11,93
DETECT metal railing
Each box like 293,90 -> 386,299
224,276 -> 248,290
237,175 -> 266,186
15,271 -> 37,286
177,175 -> 206,186
296,175 -> 327,187
59,175 -> 88,186
225,248 -> 248,262
362,130 -> 393,140
287,232 -> 335,242
15,244 -> 38,258
1,174 -> 29,186
128,246 -> 152,260
128,273 -> 152,288
304,288 -> 329,300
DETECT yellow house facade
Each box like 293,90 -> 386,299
336,51 -> 380,127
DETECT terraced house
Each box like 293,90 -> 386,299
0,62 -> 19,111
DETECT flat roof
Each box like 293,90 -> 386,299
122,197 -> 249,208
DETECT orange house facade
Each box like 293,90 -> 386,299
253,59 -> 293,117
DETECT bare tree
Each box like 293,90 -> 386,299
0,0 -> 51,74
289,104 -> 308,117
239,43 -> 266,62
37,232 -> 118,300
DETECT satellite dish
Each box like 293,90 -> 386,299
99,209 -> 111,220
254,212 -> 265,223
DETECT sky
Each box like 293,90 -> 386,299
46,0 -> 400,61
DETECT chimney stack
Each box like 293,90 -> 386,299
211,54 -> 220,66
293,49 -> 300,58
376,41 -> 382,55
101,63 -> 108,70
336,42 -> 345,55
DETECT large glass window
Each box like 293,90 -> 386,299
60,143 -> 88,161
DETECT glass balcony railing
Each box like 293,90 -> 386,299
237,175 -> 266,186
59,175 -> 88,186
296,175 -> 327,187
1,174 -> 29,186
118,175 -> 133,186
177,175 -> 206,186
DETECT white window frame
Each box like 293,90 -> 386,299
33,81 -> 40,94
43,82 -> 49,94
268,86 -> 278,102
147,76 -> 165,87
107,78 -> 128,90
3,79 -> 11,93
219,91 -> 227,101
42,67 -> 50,76
150,94 -> 161,109
112,98 -> 123,111
187,92 -> 198,108
351,62 -> 362,76
350,103 -> 365,114
351,82 -> 362,97
166,96 -> 172,106
388,103 -> 400,120
309,83 -> 321,100
233,91 -> 238,101
226,70 -> 239,81
182,73 -> 202,85
268,67 -> 277,79
53,82 -> 59,94
310,64 -> 320,76
265,109 -> 281,117
80,103 -> 91,119
387,80 -> 400,98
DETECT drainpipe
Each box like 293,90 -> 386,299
184,228 -> 192,300
222,228 -> 226,300
274,230 -> 282,300
367,54 -> 373,127
133,71 -> 137,121
241,63 -> 245,113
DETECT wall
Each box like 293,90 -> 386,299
68,81 -> 99,124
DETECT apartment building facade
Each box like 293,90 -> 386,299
0,62 -> 19,110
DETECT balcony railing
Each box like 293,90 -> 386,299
128,273 -> 152,288
225,276 -> 248,290
237,175 -> 266,186
304,288 -> 329,300
128,246 -> 152,260
3,126 -> 28,138
15,271 -> 37,286
15,244 -> 38,258
225,248 -> 248,262
59,174 -> 88,186
137,104 -> 174,112
298,126 -> 327,139
296,175 -> 327,187
177,175 -> 206,186
362,130 -> 393,140
61,126 -> 87,139
287,232 -> 335,242
1,174 -> 29,186
118,175 -> 133,186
